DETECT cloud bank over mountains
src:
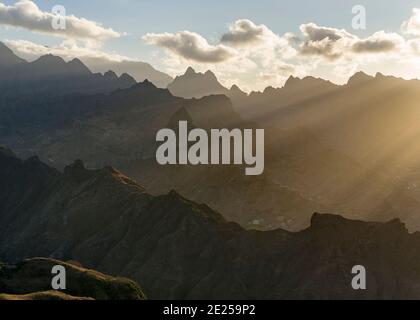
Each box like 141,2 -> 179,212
140,8 -> 420,91
2,1 -> 420,91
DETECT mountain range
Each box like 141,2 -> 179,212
0,76 -> 325,231
0,42 -> 136,97
3,43 -> 420,232
3,148 -> 420,299
80,56 -> 173,88
2,42 -> 420,234
156,66 -> 420,231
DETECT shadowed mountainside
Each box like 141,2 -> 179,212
3,69 -> 420,231
2,149 -> 420,299
0,79 -> 327,231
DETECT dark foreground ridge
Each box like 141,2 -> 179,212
1,147 -> 420,299
0,257 -> 145,300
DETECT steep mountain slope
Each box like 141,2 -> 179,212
0,258 -> 145,300
2,150 -> 420,299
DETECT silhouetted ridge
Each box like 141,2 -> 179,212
0,43 -> 137,95
32,54 -> 66,66
168,67 -> 228,99
66,58 -> 91,75
104,70 -> 118,79
119,73 -> 136,82
347,71 -> 374,85
310,212 -> 407,234
0,42 -> 25,66
138,79 -> 157,88
184,66 -> 196,76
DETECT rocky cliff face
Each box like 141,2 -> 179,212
1,148 -> 420,300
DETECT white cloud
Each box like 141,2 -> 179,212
143,31 -> 235,63
0,0 -> 122,43
221,19 -> 277,47
352,31 -> 404,53
298,23 -> 404,61
300,23 -> 355,42
142,19 -> 303,91
402,8 -> 420,37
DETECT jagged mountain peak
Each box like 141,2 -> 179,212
263,85 -> 278,94
184,66 -> 196,76
67,58 -> 91,75
284,75 -> 332,89
119,72 -> 136,83
28,54 -> 97,78
284,75 -> 298,86
347,71 -> 374,85
230,84 -> 246,95
180,67 -> 217,79
111,78 -> 173,101
204,69 -> 217,78
33,54 -> 66,65
0,42 -> 136,95
139,78 -> 157,88
104,70 -> 118,79
169,67 -> 228,99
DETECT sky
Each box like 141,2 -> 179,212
1,0 -> 420,91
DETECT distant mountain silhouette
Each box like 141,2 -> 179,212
168,67 -> 244,99
3,149 -> 420,299
0,42 -> 136,96
82,57 -> 173,88
0,42 -> 26,67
